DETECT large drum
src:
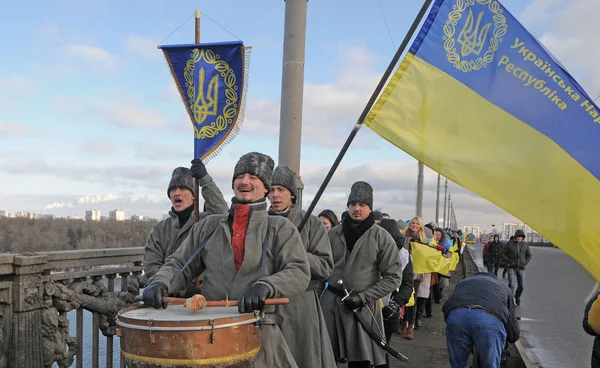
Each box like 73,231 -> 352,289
117,305 -> 261,367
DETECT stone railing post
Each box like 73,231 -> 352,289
10,254 -> 48,368
0,255 -> 13,368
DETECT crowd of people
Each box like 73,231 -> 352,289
138,152 -> 523,368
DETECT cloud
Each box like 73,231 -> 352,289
78,140 -> 117,155
54,96 -> 167,128
133,141 -> 189,160
125,35 -> 161,60
520,0 -> 600,96
37,24 -> 93,44
0,160 -> 173,190
0,76 -> 39,107
64,44 -> 118,68
0,156 -> 521,229
0,122 -> 31,136
241,43 -> 383,147
43,201 -> 73,210
91,100 -> 166,128
76,194 -> 122,204
0,76 -> 37,93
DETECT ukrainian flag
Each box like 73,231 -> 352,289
365,0 -> 600,281
411,242 -> 459,275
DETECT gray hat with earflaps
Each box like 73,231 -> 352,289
167,167 -> 194,198
347,181 -> 373,209
232,152 -> 275,190
271,165 -> 298,202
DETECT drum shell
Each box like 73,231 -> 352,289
117,305 -> 261,368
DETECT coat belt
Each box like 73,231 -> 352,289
327,287 -> 346,298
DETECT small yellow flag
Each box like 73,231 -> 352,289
411,242 -> 459,275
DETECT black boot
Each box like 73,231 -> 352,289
415,297 -> 427,328
425,294 -> 433,317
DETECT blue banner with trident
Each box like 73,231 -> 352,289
160,41 -> 250,160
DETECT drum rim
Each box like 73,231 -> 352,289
116,316 -> 260,331
121,345 -> 260,366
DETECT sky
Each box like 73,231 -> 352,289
1,0 -> 599,232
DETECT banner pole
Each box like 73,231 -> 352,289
297,0 -> 433,231
193,9 -> 202,290
193,9 -> 201,224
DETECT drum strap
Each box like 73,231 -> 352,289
261,313 -> 284,325
170,228 -> 218,284
259,234 -> 269,280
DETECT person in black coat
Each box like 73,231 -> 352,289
379,218 -> 414,368
583,283 -> 600,368
379,219 -> 414,341
487,234 -> 503,276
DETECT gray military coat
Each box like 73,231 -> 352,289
321,223 -> 402,365
149,202 -> 311,368
143,174 -> 228,279
275,208 -> 336,368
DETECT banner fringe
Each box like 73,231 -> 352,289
202,46 -> 252,163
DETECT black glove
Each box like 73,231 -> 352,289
382,305 -> 395,320
238,283 -> 271,313
190,158 -> 208,180
142,282 -> 169,309
343,293 -> 365,311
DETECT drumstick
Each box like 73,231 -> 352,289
166,294 -> 290,312
162,295 -> 290,307
135,294 -> 290,312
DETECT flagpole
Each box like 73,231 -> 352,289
191,9 -> 204,293
446,193 -> 451,228
193,9 -> 201,224
416,162 -> 424,217
435,173 -> 441,223
297,0 -> 433,231
442,178 -> 448,228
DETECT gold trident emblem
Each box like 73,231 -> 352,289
191,67 -> 219,125
457,8 -> 492,57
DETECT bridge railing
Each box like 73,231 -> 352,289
0,247 -> 146,368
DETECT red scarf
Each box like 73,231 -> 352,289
231,203 -> 250,271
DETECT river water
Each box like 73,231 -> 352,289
53,278 -> 126,367
56,310 -> 122,367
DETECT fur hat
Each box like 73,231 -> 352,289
167,167 -> 194,198
232,152 -> 275,190
347,181 -> 373,209
271,165 -> 298,202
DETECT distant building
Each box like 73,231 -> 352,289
0,210 -> 7,217
463,225 -> 480,237
41,214 -> 55,220
14,211 -> 33,219
67,216 -> 84,220
130,214 -> 144,221
503,223 -> 528,239
85,210 -> 101,222
101,216 -> 109,221
109,209 -> 125,221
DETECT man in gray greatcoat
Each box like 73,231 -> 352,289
268,165 -> 336,368
143,160 -> 228,296
321,181 -> 402,368
143,152 -> 311,368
